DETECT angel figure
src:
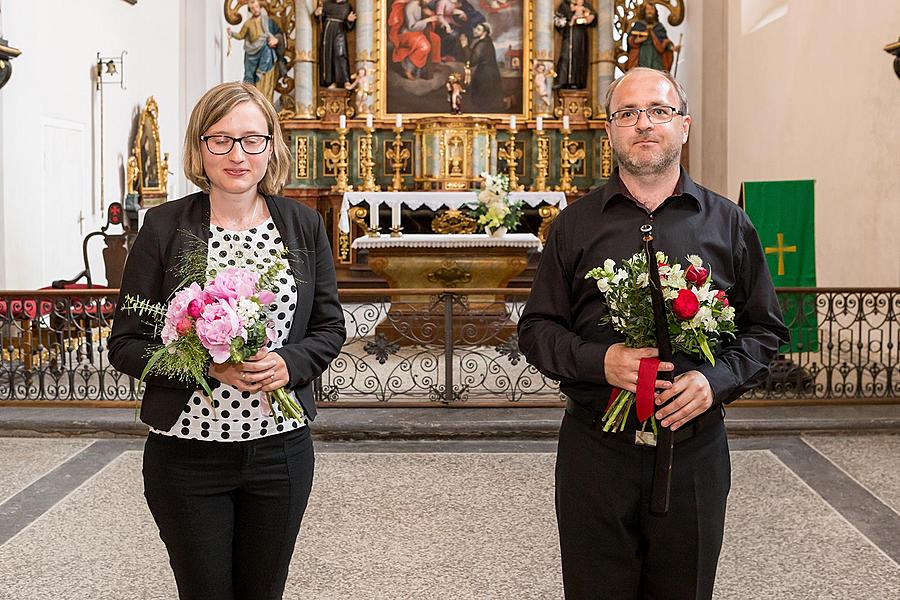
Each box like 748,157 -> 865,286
345,66 -> 374,115
446,73 -> 466,114
533,60 -> 556,111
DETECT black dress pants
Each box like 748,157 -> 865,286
555,410 -> 731,600
143,427 -> 315,600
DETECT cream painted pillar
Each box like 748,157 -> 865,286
294,0 -> 316,118
592,0 -> 615,118
532,0 -> 555,116
699,0 -> 727,194
353,0 -> 377,114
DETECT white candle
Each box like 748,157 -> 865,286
391,202 -> 401,229
339,114 -> 346,129
509,115 -> 516,130
396,113 -> 403,129
563,115 -> 570,130
536,116 -> 543,132
370,201 -> 379,230
366,113 -> 374,130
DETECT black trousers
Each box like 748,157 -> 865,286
555,409 -> 731,600
143,427 -> 315,600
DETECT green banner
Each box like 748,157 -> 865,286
741,180 -> 817,353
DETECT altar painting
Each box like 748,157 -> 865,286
381,0 -> 526,116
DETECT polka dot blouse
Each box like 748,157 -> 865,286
151,218 -> 305,441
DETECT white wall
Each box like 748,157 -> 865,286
726,0 -> 900,286
0,0 -> 182,288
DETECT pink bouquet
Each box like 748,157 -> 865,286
123,261 -> 303,422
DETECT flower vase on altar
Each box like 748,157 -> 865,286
485,225 -> 508,238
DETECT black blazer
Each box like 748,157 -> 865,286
108,192 -> 346,431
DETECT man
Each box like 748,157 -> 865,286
518,67 -> 788,599
625,1 -> 676,72
460,23 -> 502,112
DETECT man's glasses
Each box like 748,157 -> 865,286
609,106 -> 685,127
200,134 -> 272,155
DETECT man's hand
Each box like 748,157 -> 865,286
347,11 -> 357,22
604,343 -> 673,394
654,370 -> 713,430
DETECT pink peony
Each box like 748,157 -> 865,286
194,299 -> 246,363
205,268 -> 260,302
162,283 -> 205,345
187,298 -> 206,319
257,290 -> 276,306
175,317 -> 194,337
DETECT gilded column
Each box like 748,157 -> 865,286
294,0 -> 316,118
354,0 -> 377,115
592,0 -> 615,118
532,0 -> 555,117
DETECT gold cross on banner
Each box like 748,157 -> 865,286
765,232 -> 797,276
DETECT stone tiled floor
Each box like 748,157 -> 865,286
1,435 -> 899,599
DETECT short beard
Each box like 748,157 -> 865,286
612,138 -> 681,177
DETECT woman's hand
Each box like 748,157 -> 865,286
208,360 -> 263,394
241,348 -> 290,393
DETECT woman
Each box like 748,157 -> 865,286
108,82 -> 346,600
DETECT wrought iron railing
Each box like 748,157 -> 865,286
1,288 -> 898,405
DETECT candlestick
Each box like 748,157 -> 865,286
359,118 -> 380,192
386,125 -> 409,192
391,202 -> 401,232
562,115 -> 570,130
339,114 -> 346,129
369,200 -> 380,235
536,116 -> 543,132
531,128 -> 549,192
396,113 -> 403,129
509,114 -> 516,130
366,113 -> 373,129
330,126 -> 351,193
498,126 -> 522,191
556,126 -> 581,194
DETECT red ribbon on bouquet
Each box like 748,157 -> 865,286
607,357 -> 661,424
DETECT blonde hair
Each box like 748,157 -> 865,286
183,82 -> 290,195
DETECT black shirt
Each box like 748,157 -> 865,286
518,168 -> 788,414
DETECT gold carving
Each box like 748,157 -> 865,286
385,128 -> 411,190
600,136 -> 613,179
132,96 -> 167,207
538,206 -> 560,243
295,136 -> 309,179
431,209 -> 477,234
338,231 -> 351,263
427,262 -> 473,287
531,132 -> 550,192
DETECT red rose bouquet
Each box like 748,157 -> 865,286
584,252 -> 737,432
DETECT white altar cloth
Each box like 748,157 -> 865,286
351,233 -> 543,252
339,191 -> 568,233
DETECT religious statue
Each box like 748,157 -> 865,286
446,73 -> 466,114
532,60 -> 556,112
159,152 -> 170,194
314,0 -> 357,89
553,0 -> 597,90
345,66 -> 374,115
126,154 -> 139,196
227,0 -> 280,102
625,1 -> 676,72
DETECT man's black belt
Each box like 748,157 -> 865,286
565,397 -> 724,446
